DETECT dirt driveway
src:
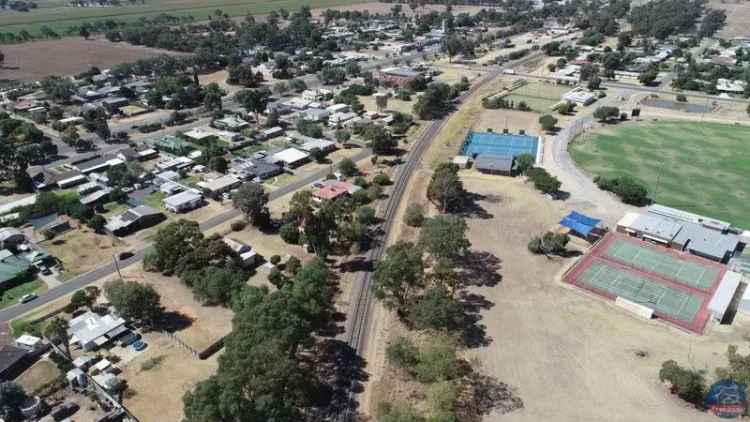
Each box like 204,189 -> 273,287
459,173 -> 750,422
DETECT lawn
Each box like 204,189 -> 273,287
0,0 -> 370,35
569,121 -> 750,228
142,191 -> 167,210
0,278 -> 46,310
101,201 -> 129,219
504,82 -> 570,113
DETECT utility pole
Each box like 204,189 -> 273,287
112,254 -> 122,279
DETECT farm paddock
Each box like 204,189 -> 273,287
0,37 -> 187,82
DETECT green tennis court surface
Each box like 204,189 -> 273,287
604,239 -> 719,290
579,262 -> 704,323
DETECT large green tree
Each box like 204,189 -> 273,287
418,215 -> 471,263
233,182 -> 269,227
42,317 -> 70,357
373,241 -> 425,313
426,162 -> 463,213
104,279 -> 163,326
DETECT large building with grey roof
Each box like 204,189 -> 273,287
616,205 -> 742,263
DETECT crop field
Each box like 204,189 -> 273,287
0,0 -> 370,36
569,121 -> 750,228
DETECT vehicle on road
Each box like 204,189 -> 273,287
118,251 -> 134,260
19,294 -> 37,304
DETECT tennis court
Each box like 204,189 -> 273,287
563,233 -> 725,334
579,261 -> 704,323
604,238 -> 719,291
460,131 -> 539,159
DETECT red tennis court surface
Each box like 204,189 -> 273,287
563,233 -> 727,334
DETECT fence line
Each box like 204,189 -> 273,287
157,331 -> 199,358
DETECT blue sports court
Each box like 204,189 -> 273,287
460,131 -> 540,160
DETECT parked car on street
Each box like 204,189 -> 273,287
19,294 -> 37,304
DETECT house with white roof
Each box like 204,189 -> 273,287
68,311 -> 127,351
269,148 -> 310,168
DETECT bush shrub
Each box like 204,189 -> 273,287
659,360 -> 706,407
594,176 -> 649,205
230,220 -> 247,231
404,204 -> 425,227
373,173 -> 391,186
279,222 -> 300,244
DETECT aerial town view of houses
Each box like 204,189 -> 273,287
2,0 -> 750,421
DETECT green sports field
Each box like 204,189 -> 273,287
570,121 -> 750,228
0,0 -> 368,36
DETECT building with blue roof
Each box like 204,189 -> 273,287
460,131 -> 541,175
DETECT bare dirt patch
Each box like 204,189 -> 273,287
0,36 -> 186,82
458,173 -> 750,422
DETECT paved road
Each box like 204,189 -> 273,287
0,147 -> 373,322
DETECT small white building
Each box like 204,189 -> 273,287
15,334 -> 44,353
328,112 -> 358,127
270,148 -> 310,168
223,237 -> 258,267
327,103 -> 351,114
163,190 -> 203,213
708,271 -> 742,322
562,87 -> 596,106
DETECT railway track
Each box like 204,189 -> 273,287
336,70 -> 501,421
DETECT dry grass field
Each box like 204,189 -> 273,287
121,263 -> 233,351
0,37 -> 187,82
43,224 -> 129,279
457,174 -> 750,422
122,334 -> 220,422
710,0 -> 750,39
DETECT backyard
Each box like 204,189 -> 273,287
569,121 -> 750,228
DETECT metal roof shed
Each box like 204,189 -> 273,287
708,271 -> 742,322
474,154 -> 514,174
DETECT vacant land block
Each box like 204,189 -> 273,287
43,226 -> 129,279
569,121 -> 750,228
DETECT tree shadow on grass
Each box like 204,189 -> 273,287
459,291 -> 494,348
457,372 -> 524,422
457,192 -> 494,219
158,310 -> 193,332
459,250 -> 503,287
306,339 -> 369,421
